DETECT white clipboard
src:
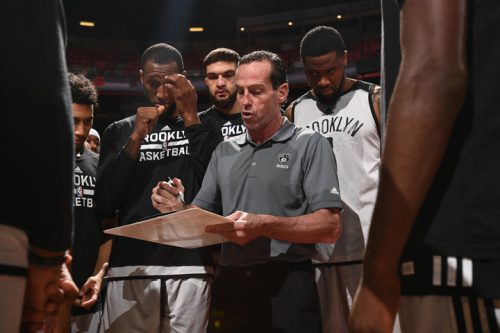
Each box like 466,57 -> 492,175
104,208 -> 231,249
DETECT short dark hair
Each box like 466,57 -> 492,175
239,50 -> 287,89
68,72 -> 98,107
140,43 -> 184,72
300,26 -> 346,59
203,48 -> 240,71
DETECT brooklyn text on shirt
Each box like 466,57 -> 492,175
139,129 -> 190,161
73,169 -> 96,208
221,122 -> 246,138
307,115 -> 364,138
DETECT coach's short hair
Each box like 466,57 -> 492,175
239,50 -> 287,90
68,72 -> 98,107
203,48 -> 240,71
300,26 -> 346,59
141,43 -> 184,72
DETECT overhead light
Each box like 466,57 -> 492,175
288,21 -> 293,26
337,15 -> 342,19
240,27 -> 245,32
80,21 -> 95,27
189,27 -> 204,32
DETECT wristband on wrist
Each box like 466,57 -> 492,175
28,250 -> 67,268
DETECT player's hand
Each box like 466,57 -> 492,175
21,255 -> 78,332
77,263 -> 108,309
164,74 -> 200,126
206,211 -> 265,245
349,276 -> 400,333
133,105 -> 165,139
43,299 -> 72,333
151,178 -> 185,213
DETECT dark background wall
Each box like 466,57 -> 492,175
63,0 -> 381,134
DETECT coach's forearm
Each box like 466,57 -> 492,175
263,208 -> 341,244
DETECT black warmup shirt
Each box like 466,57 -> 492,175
72,148 -> 101,315
96,111 -> 221,272
72,149 -> 100,289
199,106 -> 246,141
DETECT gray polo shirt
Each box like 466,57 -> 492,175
193,118 -> 342,266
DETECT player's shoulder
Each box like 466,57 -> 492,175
101,115 -> 136,145
352,80 -> 380,94
285,91 -> 315,121
78,148 -> 99,168
291,90 -> 316,107
86,148 -> 100,161
108,114 -> 136,131
198,106 -> 215,118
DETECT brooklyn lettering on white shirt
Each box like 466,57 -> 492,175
307,116 -> 364,137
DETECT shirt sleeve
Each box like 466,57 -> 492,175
303,134 -> 343,212
95,121 -> 137,218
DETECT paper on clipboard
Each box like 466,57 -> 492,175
104,208 -> 231,248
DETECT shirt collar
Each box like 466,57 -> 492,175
237,117 -> 296,146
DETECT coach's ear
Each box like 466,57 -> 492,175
277,82 -> 289,105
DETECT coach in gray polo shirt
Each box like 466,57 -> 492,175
151,50 -> 342,333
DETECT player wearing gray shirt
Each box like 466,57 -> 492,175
152,51 -> 342,333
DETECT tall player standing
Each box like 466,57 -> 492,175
286,26 -> 381,333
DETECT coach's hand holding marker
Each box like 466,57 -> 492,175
167,177 -> 185,204
151,178 -> 187,213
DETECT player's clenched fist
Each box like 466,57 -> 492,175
133,105 -> 166,139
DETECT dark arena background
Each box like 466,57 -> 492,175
64,0 -> 381,135
64,1 -> 381,331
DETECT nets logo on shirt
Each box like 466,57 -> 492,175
276,153 -> 292,169
75,186 -> 84,198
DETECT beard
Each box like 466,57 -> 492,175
210,90 -> 237,110
315,90 -> 341,108
315,88 -> 342,113
314,75 -> 345,114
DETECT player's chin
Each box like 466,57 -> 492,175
214,97 -> 235,109
319,90 -> 336,99
75,141 -> 84,152
215,96 -> 230,104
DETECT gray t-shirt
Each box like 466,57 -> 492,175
193,119 -> 342,266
